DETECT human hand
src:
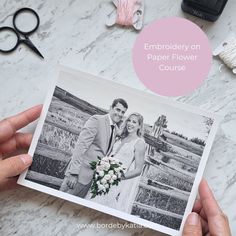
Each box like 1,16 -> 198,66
66,174 -> 78,189
182,179 -> 231,236
120,172 -> 126,180
0,105 -> 42,191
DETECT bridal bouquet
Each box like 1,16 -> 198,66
89,156 -> 126,199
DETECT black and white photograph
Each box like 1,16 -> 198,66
18,67 -> 221,236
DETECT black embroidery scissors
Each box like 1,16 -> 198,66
0,7 -> 44,59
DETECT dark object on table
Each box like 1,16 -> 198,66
181,0 -> 228,22
0,7 -> 43,59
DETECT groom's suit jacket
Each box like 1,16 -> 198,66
65,114 -> 118,185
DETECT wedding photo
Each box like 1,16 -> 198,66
19,68 -> 220,235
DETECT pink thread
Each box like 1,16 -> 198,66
116,0 -> 137,26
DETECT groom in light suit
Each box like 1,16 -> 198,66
60,98 -> 128,198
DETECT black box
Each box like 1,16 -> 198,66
181,0 -> 228,22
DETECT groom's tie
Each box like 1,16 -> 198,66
107,125 -> 115,154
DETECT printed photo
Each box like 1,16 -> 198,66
18,66 -> 221,236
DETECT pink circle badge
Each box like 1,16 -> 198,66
132,17 -> 212,97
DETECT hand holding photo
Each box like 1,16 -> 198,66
17,66 -> 222,236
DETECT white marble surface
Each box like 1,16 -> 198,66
0,0 -> 236,235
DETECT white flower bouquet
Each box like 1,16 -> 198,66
89,156 -> 126,199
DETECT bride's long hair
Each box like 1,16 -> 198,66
119,113 -> 144,139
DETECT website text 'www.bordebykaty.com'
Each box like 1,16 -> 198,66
76,222 -> 144,230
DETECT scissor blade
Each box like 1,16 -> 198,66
22,38 -> 44,59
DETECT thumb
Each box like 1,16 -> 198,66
0,154 -> 32,178
182,212 -> 202,236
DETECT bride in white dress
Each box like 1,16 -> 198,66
86,112 -> 146,214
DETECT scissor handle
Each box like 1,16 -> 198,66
13,7 -> 40,36
0,26 -> 20,53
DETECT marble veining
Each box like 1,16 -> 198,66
0,0 -> 236,235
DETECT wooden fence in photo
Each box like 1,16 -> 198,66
130,116 -> 203,230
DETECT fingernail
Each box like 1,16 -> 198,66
186,213 -> 199,225
20,155 -> 32,166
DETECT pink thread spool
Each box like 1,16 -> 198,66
116,0 -> 136,26
106,0 -> 144,31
